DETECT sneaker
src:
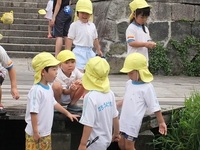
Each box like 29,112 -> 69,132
67,104 -> 82,112
0,105 -> 7,116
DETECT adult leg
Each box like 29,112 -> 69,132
55,37 -> 63,56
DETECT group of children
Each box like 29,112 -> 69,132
0,0 -> 168,149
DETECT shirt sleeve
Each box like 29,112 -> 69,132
126,24 -> 136,43
79,94 -> 96,127
28,87 -> 41,113
67,22 -> 76,40
0,45 -> 13,69
144,83 -> 161,113
111,91 -> 119,118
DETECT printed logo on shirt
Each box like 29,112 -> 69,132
98,101 -> 112,112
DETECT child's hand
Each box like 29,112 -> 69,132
33,132 -> 40,142
112,134 -> 121,142
70,83 -> 78,91
67,113 -> 80,122
159,122 -> 167,135
74,79 -> 82,85
145,41 -> 157,49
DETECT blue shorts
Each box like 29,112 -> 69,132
72,46 -> 96,70
120,132 -> 137,141
54,8 -> 72,37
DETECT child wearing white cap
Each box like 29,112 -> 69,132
25,52 -> 79,150
66,0 -> 103,72
52,50 -> 85,112
118,53 -> 167,150
126,0 -> 156,63
78,56 -> 120,150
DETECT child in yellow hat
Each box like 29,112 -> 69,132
52,50 -> 85,112
126,0 -> 156,64
78,56 -> 120,150
118,53 -> 167,150
25,52 -> 79,150
0,45 -> 20,115
66,0 -> 103,72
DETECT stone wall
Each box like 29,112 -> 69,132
89,0 -> 200,73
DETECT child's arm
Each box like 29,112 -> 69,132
8,67 -> 20,100
94,38 -> 103,56
154,111 -> 167,135
116,99 -> 123,109
31,113 -> 40,141
129,41 -> 156,49
78,125 -> 93,150
54,103 -> 80,121
112,117 -> 120,142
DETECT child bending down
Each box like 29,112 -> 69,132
52,50 -> 85,112
118,53 -> 167,150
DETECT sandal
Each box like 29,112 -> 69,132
0,105 -> 7,116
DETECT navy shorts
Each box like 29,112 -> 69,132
0,76 -> 4,85
120,132 -> 137,141
54,8 -> 72,37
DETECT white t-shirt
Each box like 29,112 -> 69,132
44,0 -> 53,20
79,90 -> 119,150
54,67 -> 83,104
25,83 -> 57,137
68,20 -> 98,48
126,22 -> 151,61
119,80 -> 161,138
0,45 -> 13,69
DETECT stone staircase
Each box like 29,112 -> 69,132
0,0 -> 56,57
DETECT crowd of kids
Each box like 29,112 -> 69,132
0,0 -> 168,149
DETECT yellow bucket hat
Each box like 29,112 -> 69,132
1,11 -> 14,24
120,53 -> 153,82
82,56 -> 110,93
129,0 -> 151,20
74,0 -> 93,22
32,52 -> 60,84
56,50 -> 76,62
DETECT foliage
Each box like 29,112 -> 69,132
169,36 -> 200,76
149,43 -> 172,75
152,91 -> 200,150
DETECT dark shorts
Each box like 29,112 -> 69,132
54,8 -> 72,37
120,132 -> 137,141
0,76 -> 4,85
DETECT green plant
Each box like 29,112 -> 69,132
152,91 -> 200,150
170,36 -> 200,76
149,43 -> 172,75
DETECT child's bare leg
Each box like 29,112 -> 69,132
70,84 -> 85,105
52,82 -> 62,103
47,20 -> 52,38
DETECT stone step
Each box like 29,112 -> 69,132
0,43 -> 55,53
0,24 -> 48,31
0,12 -> 46,20
2,0 -> 48,2
0,30 -> 47,37
1,36 -> 55,44
0,7 -> 45,14
0,1 -> 47,8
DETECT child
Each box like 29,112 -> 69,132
66,0 -> 103,72
78,57 -> 120,150
44,0 -> 54,38
25,52 -> 79,150
52,50 -> 84,112
118,53 -> 167,150
126,0 -> 156,63
0,45 -> 20,115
